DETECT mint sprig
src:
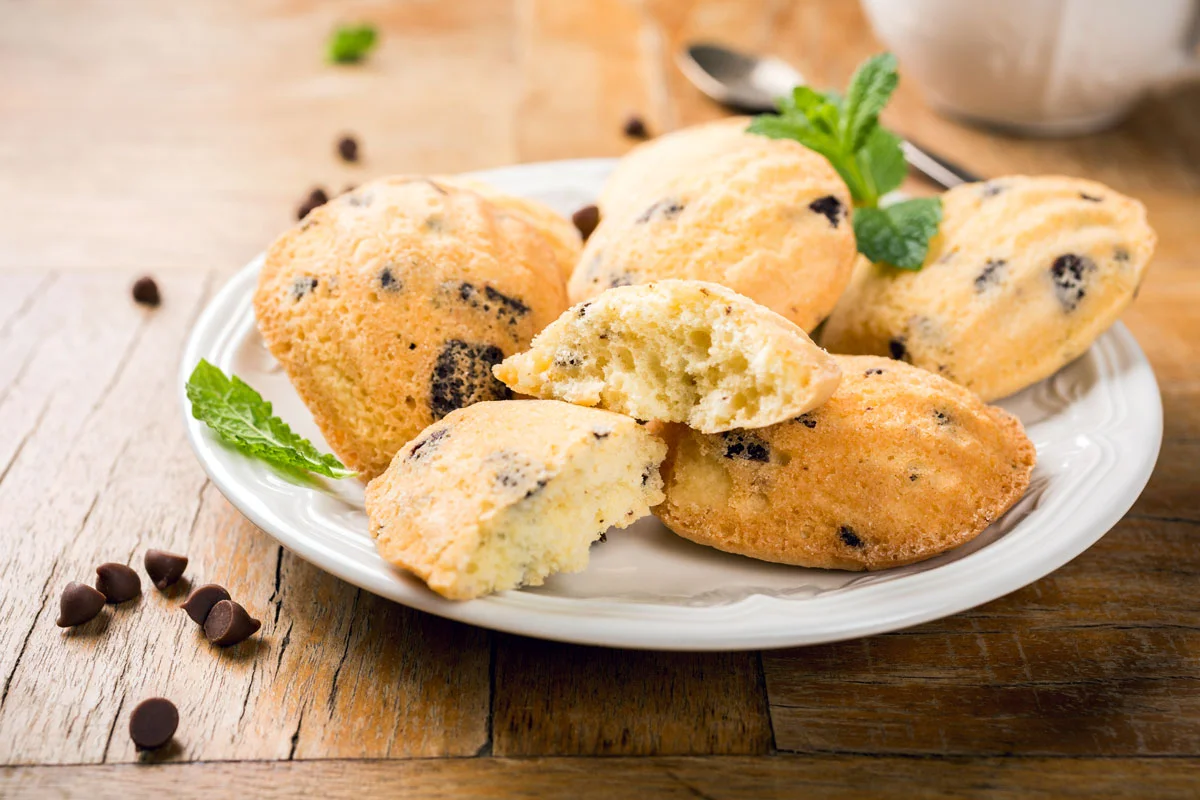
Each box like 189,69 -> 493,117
747,53 -> 941,270
186,360 -> 354,479
328,24 -> 378,64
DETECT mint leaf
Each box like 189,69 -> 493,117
840,53 -> 899,153
186,360 -> 354,479
855,126 -> 906,205
328,24 -> 378,64
853,198 -> 943,270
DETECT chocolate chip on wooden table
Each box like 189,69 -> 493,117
129,697 -> 179,751
203,600 -> 262,646
144,549 -> 188,590
297,186 -> 329,220
622,114 -> 649,139
336,134 -> 359,162
56,582 -> 106,627
131,276 -> 161,307
95,563 -> 141,603
572,204 -> 600,241
181,584 -> 231,624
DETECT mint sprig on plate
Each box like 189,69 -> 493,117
747,53 -> 941,270
186,359 -> 354,479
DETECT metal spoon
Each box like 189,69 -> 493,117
677,43 -> 980,189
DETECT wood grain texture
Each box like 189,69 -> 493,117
491,635 -> 772,755
5,757 -> 1200,800
0,270 -> 489,765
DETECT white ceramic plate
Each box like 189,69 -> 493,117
180,158 -> 1162,651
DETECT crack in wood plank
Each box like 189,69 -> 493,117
0,556 -> 57,711
0,273 -> 57,340
100,693 -> 127,764
325,589 -> 361,716
0,395 -> 51,490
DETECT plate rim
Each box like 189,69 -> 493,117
179,157 -> 1164,651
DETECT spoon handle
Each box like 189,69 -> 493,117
900,140 -> 981,189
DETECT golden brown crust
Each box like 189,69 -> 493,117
254,176 -> 568,481
821,175 -> 1156,400
654,356 -> 1036,570
572,126 -> 858,332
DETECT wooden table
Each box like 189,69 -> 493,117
1,1 -> 1197,797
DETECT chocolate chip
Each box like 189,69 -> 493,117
864,368 -> 885,376
641,468 -> 652,486
56,582 -> 106,627
181,584 -> 231,625
622,115 -> 649,139
1079,192 -> 1102,202
592,429 -> 612,440
839,526 -> 864,548
980,182 -> 1005,198
1050,253 -> 1096,311
577,302 -> 592,318
408,342 -> 417,350
888,337 -> 908,361
795,413 -> 817,429
290,276 -> 318,301
572,205 -> 600,241
808,195 -> 844,228
1114,247 -> 1130,263
204,600 -> 262,647
144,550 -> 188,591
608,273 -> 635,288
297,187 -> 329,220
336,134 -> 359,163
378,267 -> 401,292
484,286 -> 530,317
596,531 -> 608,543
430,340 -> 512,420
635,197 -> 684,223
407,427 -> 449,461
554,352 -> 580,368
129,697 -> 179,751
522,478 -> 550,500
131,276 -> 161,307
909,474 -> 919,481
974,258 -> 1006,292
934,410 -> 952,426
721,432 -> 770,462
96,563 -> 141,604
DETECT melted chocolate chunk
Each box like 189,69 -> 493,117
838,526 -> 864,548
443,282 -> 529,325
379,267 -> 401,292
934,410 -> 952,426
864,368 -> 885,376
808,195 -> 845,228
974,258 -> 1006,292
1050,253 -> 1096,311
1114,247 -> 1130,263
572,205 -> 601,241
407,427 -> 449,461
795,413 -> 817,429
888,337 -> 908,361
297,187 -> 329,220
635,197 -> 685,224
430,340 -> 512,420
290,276 -> 318,301
484,286 -> 530,317
721,432 -> 770,462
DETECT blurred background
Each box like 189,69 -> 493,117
1,0 -> 1197,274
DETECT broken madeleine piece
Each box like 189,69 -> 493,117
365,400 -> 666,600
494,280 -> 841,434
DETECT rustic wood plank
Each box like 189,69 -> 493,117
491,635 -> 773,755
5,756 -> 1200,799
515,0 -> 654,161
0,0 -> 521,271
764,517 -> 1200,756
0,270 -> 489,765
